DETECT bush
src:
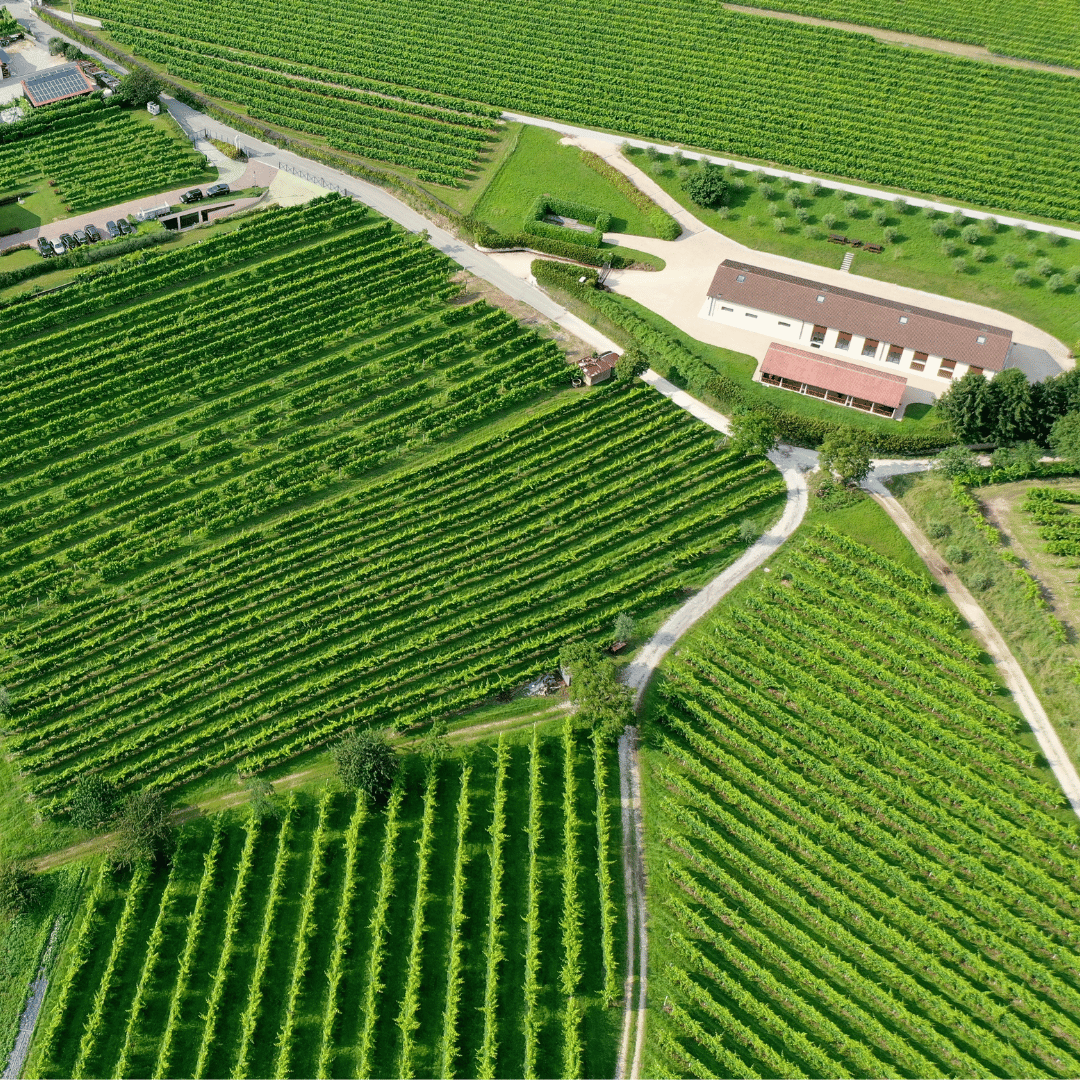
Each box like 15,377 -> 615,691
70,775 -> 121,831
795,206 -> 809,222
892,196 -> 907,213
1014,268 -> 1033,285
684,167 -> 728,208
333,728 -> 399,803
615,349 -> 649,381
0,859 -> 38,918
972,246 -> 989,262
930,220 -> 949,237
968,572 -> 994,591
558,642 -> 633,741
940,240 -> 958,257
819,430 -> 871,484
1047,273 -> 1066,293
110,789 -> 173,869
882,226 -> 898,244
613,611 -> 635,644
950,208 -> 966,226
1065,266 -> 1080,285
871,207 -> 887,226
822,212 -> 837,229
933,444 -> 980,479
1035,257 -> 1054,277
803,225 -> 824,240
115,67 -> 163,107
738,519 -> 762,544
1048,230 -> 1064,246
925,521 -> 951,538
579,149 -> 681,239
785,188 -> 802,207
944,543 -> 970,564
984,216 -> 998,232
953,256 -> 970,274
962,224 -> 982,244
772,216 -> 786,233
1002,252 -> 1019,267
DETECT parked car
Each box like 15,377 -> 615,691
73,228 -> 89,246
37,236 -> 53,257
179,188 -> 204,204
105,220 -> 120,238
84,223 -> 102,243
59,232 -> 76,250
116,218 -> 134,236
205,183 -> 230,198
51,238 -> 66,256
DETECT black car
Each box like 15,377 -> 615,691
59,232 -> 76,249
105,220 -> 120,238
116,218 -> 134,236
84,223 -> 102,243
179,188 -> 204,204
205,183 -> 230,199
37,236 -> 53,258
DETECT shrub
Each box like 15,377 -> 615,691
926,521 -> 951,539
70,775 -> 121,831
962,224 -> 982,244
950,208 -> 966,226
940,240 -> 958,257
968,572 -> 994,591
984,216 -> 998,232
1002,252 -> 1019,267
116,67 -> 163,107
615,349 -> 649,380
795,206 -> 809,222
1016,224 -> 1030,240
930,219 -> 948,237
819,430 -> 871,484
882,226 -> 898,243
842,198 -> 859,217
1047,273 -> 1066,293
772,216 -> 786,233
333,728 -> 399,804
953,256 -> 969,274
1014,268 -> 1033,285
892,196 -> 907,213
871,207 -> 887,226
1035,257 -> 1054,277
1048,230 -> 1064,246
110,789 -> 173,869
803,225 -> 824,240
806,180 -> 822,196
784,188 -> 802,207
738,519 -> 762,545
0,860 -> 38,918
944,544 -> 970,564
746,214 -> 758,227
760,183 -> 779,201
972,247 -> 989,262
921,205 -> 937,218
1065,266 -> 1080,285
822,212 -> 837,229
684,167 -> 728,208
933,444 -> 980,479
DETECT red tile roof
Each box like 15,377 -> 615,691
761,341 -> 907,408
709,260 -> 1012,371
580,351 -> 618,379
22,62 -> 96,107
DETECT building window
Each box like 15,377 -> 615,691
721,305 -> 733,312
778,320 -> 790,327
811,324 -> 827,345
745,312 -> 757,318
911,351 -> 927,371
835,331 -> 851,351
976,335 -> 986,344
862,338 -> 879,358
969,365 -> 984,376
938,358 -> 956,379
762,372 -> 782,386
898,315 -> 908,324
816,294 -> 826,303
736,274 -> 746,282
886,344 -> 903,364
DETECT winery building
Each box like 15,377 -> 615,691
702,259 -> 1014,418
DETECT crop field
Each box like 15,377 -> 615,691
0,192 -> 784,812
646,525 -> 1080,1078
730,0 -> 1080,71
0,96 -> 212,213
29,728 -> 622,1079
1023,487 -> 1080,558
77,0 -> 1080,220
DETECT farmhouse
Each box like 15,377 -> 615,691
702,260 -> 1014,404
21,62 -> 96,107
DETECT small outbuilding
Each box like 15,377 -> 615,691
21,62 -> 96,107
579,351 -> 619,386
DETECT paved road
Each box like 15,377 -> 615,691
502,112 -> 1080,244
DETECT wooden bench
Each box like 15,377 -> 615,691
827,233 -> 848,244
864,243 -> 884,254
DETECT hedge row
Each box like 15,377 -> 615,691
578,149 -> 681,240
522,194 -> 610,247
531,260 -> 953,454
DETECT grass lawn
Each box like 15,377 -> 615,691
894,471 -> 1080,766
474,124 -> 660,238
629,148 -> 1080,351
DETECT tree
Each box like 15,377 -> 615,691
116,67 -> 163,107
110,789 -> 173,870
1051,411 -> 1080,467
937,371 -> 993,443
558,642 -> 633,741
614,349 -> 649,381
241,774 -> 280,822
728,409 -> 777,458
0,859 -> 37,918
818,430 -> 871,485
932,443 -> 980,479
70,775 -> 121,832
420,719 -> 451,764
612,611 -> 635,645
990,441 -> 1042,478
684,167 -> 727,208
987,368 -> 1036,446
333,728 -> 398,803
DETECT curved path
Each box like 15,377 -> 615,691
865,464 -> 1080,820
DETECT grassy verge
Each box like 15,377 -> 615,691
629,147 -> 1080,350
893,471 -> 1080,765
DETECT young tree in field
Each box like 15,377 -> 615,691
333,728 -> 399,803
558,643 -> 633,741
420,718 -> 451,764
937,371 -> 993,443
117,67 -> 163,107
615,349 -> 649,381
1051,411 -> 1080,467
819,430 -> 871,486
0,859 -> 37,918
242,774 -> 280,822
932,443 -> 981,479
110,789 -> 173,870
70,775 -> 121,832
728,409 -> 778,457
612,611 -> 635,645
987,367 -> 1036,446
685,167 -> 727,208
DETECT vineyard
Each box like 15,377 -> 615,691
647,525 -> 1080,1079
28,728 -> 622,1078
0,192 -> 785,812
730,0 -> 1080,72
0,96 -> 212,212
1023,487 -> 1080,558
75,0 -> 1080,219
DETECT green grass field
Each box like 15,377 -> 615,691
27,728 -> 623,1080
642,507 -> 1080,1078
631,150 -> 1080,350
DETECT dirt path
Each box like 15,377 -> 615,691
31,706 -> 562,872
722,3 -> 1080,79
865,474 -> 1080,819
3,917 -> 61,1080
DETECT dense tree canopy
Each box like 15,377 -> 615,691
333,728 -> 399,803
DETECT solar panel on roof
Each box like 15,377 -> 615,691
23,63 -> 93,105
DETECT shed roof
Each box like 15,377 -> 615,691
22,63 -> 96,107
580,351 -> 619,379
709,260 -> 1012,370
761,341 -> 907,408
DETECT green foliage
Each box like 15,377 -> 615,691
420,718 -> 451,763
729,408 -> 778,457
614,348 -> 649,381
937,372 -> 993,443
580,148 -> 681,239
241,774 -> 280,822
560,642 -> 634,740
738,518 -> 762,544
116,66 -> 163,106
925,520 -> 951,539
819,430 -> 872,484
684,167 -> 728,208
1051,411 -> 1080,466
69,775 -> 120,832
990,440 -> 1043,478
522,194 -> 609,248
612,610 -> 635,644
109,788 -> 173,870
332,728 -> 399,803
0,858 -> 38,918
